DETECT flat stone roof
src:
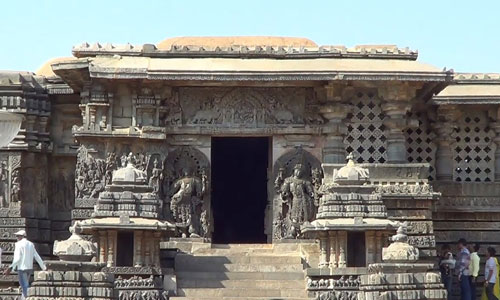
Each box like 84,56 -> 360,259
157,36 -> 318,49
52,55 -> 450,83
433,73 -> 500,104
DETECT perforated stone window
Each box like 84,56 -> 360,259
344,91 -> 387,163
405,112 -> 436,181
453,111 -> 495,182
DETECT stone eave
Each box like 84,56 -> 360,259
432,73 -> 500,105
52,57 -> 452,92
432,96 -> 500,105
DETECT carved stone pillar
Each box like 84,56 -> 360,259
134,230 -> 143,267
380,84 -> 417,163
107,230 -> 116,267
144,232 -> 152,266
329,231 -> 337,268
319,232 -> 329,268
338,231 -> 347,268
89,106 -> 97,130
375,231 -> 383,263
99,231 -> 107,263
491,108 -> 500,181
153,232 -> 161,266
432,106 -> 461,181
107,98 -> 113,131
320,84 -> 353,163
366,231 -> 376,265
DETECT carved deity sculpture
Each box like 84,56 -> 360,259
169,167 -> 208,237
149,158 -> 162,195
0,161 -> 8,207
10,169 -> 19,203
279,163 -> 316,238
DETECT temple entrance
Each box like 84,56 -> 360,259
211,137 -> 270,244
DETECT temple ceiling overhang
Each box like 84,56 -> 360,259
51,55 -> 453,95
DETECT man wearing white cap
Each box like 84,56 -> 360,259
5,230 -> 46,299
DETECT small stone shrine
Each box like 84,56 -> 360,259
358,224 -> 447,300
302,153 -> 395,269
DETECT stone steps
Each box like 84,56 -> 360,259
173,243 -> 312,299
176,287 -> 309,298
177,271 -> 306,281
176,253 -> 304,264
172,297 -> 310,300
177,278 -> 305,289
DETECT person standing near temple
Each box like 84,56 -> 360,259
457,238 -> 472,300
470,244 -> 481,300
4,230 -> 46,299
440,244 -> 456,300
484,247 -> 499,300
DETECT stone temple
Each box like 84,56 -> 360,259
0,36 -> 497,299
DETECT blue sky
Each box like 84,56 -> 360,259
0,0 -> 498,73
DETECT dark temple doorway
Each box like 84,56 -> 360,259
211,137 -> 270,244
116,231 -> 134,266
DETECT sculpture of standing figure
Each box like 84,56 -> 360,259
10,169 -> 20,203
280,163 -> 316,238
0,162 -> 8,208
149,158 -> 162,195
169,167 -> 207,237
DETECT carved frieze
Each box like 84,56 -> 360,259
307,275 -> 361,291
437,196 -> 500,211
374,183 -> 433,195
407,235 -> 436,248
71,208 -> 93,219
406,221 -> 433,234
314,290 -> 358,300
165,87 -> 320,128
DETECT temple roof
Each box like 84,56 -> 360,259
35,57 -> 73,78
156,36 -> 318,49
52,55 -> 451,92
433,73 -> 500,104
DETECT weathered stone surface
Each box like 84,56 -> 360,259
3,36 -> 500,300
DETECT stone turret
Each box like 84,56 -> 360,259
53,222 -> 96,262
302,154 -> 395,269
357,223 -> 446,300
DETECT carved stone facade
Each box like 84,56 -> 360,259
0,36 -> 498,299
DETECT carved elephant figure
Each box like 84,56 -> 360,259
273,110 -> 294,124
190,110 -> 221,124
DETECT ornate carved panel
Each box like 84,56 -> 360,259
169,87 -> 309,127
164,146 -> 211,238
273,148 -> 322,239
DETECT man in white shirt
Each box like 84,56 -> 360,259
4,230 -> 46,299
484,247 -> 498,300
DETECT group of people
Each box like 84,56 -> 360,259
440,238 -> 499,300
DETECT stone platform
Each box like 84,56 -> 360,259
167,241 -> 319,300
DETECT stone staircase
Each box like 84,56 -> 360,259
170,243 -> 314,300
